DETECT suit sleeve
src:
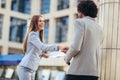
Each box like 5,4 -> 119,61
64,20 -> 84,63
29,33 -> 58,52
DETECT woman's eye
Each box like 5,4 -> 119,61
38,20 -> 44,22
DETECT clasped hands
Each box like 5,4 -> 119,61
41,44 -> 69,58
58,44 -> 69,53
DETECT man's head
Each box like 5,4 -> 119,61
77,0 -> 98,18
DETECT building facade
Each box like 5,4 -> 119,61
0,0 -> 81,66
0,0 -> 79,79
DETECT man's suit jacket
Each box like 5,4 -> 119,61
19,31 -> 58,71
64,16 -> 104,77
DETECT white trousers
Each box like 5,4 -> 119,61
18,66 -> 36,80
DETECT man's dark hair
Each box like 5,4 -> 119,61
77,0 -> 98,18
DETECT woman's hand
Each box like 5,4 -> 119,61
58,45 -> 69,53
41,53 -> 48,58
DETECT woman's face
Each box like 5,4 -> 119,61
37,17 -> 44,31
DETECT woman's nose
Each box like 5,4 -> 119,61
42,22 -> 44,25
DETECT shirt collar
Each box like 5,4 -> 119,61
84,16 -> 95,21
31,31 -> 39,35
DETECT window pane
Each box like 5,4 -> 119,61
44,20 -> 49,43
1,0 -> 6,8
11,0 -> 18,11
24,0 -> 31,14
40,0 -> 50,14
11,0 -> 31,14
55,16 -> 69,43
9,17 -> 27,43
0,14 -> 3,39
57,0 -> 69,10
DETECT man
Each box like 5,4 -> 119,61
64,0 -> 104,80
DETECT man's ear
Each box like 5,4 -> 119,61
77,12 -> 81,18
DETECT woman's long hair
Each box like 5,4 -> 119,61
23,15 -> 44,53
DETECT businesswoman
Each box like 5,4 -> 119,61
18,15 -> 67,80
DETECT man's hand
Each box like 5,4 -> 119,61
41,53 -> 48,58
67,62 -> 70,65
58,45 -> 69,53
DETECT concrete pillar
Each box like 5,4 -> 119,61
48,0 -> 57,44
67,14 -> 74,44
1,0 -> 11,55
49,18 -> 56,44
99,0 -> 120,80
31,0 -> 40,15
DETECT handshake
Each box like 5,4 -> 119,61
57,44 -> 69,53
41,44 -> 69,58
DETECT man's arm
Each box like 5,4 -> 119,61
64,19 -> 84,64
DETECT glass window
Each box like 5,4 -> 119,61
11,0 -> 31,14
40,0 -> 50,14
55,16 -> 69,43
24,0 -> 31,14
1,0 -> 6,8
11,0 -> 18,11
0,15 -> 3,39
9,17 -> 27,43
44,20 -> 49,43
57,0 -> 69,10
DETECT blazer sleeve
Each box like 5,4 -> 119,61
28,32 -> 58,52
64,20 -> 84,63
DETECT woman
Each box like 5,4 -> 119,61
64,0 -> 104,80
18,15 -> 67,80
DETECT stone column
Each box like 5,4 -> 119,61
1,0 -> 11,55
48,0 -> 57,44
99,0 -> 120,80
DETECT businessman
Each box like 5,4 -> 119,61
64,0 -> 104,80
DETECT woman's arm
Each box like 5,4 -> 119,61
28,32 -> 58,52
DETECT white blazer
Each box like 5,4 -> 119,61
64,16 -> 104,77
19,31 -> 58,71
